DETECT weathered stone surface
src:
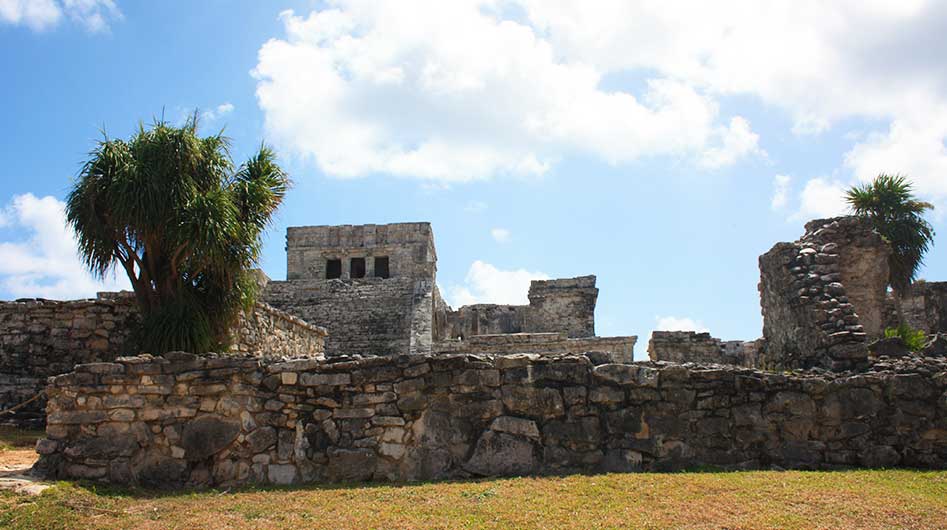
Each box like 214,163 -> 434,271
647,332 -> 761,367
869,337 -> 910,358
181,416 -> 241,461
465,431 -> 538,476
923,334 -> 947,357
32,353 -> 947,489
0,293 -> 324,428
759,216 -> 887,370
490,416 -> 540,438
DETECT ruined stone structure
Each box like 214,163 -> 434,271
0,294 -> 325,427
758,217 -> 891,371
435,276 -> 599,340
34,352 -> 947,487
433,333 -> 636,363
13,215 -> 947,487
886,281 -> 947,335
647,332 -> 761,367
264,223 -> 437,358
262,223 -> 635,362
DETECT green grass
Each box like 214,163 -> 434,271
0,470 -> 945,529
1,429 -> 945,528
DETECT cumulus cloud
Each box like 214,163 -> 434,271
250,0 -> 947,201
201,102 -> 235,123
698,117 -> 765,169
791,178 -> 850,221
490,228 -> 511,243
252,2 -> 764,183
844,116 -> 947,204
446,260 -> 548,307
771,174 -> 792,210
0,0 -> 120,32
653,315 -> 709,333
0,193 -> 129,300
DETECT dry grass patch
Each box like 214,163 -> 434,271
0,469 -> 945,529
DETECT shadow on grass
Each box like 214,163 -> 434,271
64,465 -> 947,501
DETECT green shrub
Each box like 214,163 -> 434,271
884,324 -> 927,352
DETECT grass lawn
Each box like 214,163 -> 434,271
1,429 -> 945,529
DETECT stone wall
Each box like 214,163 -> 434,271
886,281 -> 947,335
263,278 -> 433,358
228,304 -> 327,359
0,294 -> 139,427
759,217 -> 884,371
433,333 -> 636,363
436,276 -> 598,341
647,332 -> 761,367
0,294 -> 325,427
34,352 -> 947,488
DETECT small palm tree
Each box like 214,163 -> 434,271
845,174 -> 935,299
66,113 -> 289,353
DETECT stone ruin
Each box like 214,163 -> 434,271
650,215 -> 945,370
260,223 -> 636,361
0,217 -> 944,487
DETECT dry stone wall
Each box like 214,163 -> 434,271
887,281 -> 947,335
759,217 -> 885,371
34,352 -> 947,488
227,303 -> 326,359
0,294 -> 139,427
436,276 -> 598,341
648,332 -> 761,367
433,333 -> 636,363
0,294 -> 324,427
263,278 -> 433,358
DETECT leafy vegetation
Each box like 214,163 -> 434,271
66,114 -> 289,353
885,324 -> 928,352
846,174 -> 935,299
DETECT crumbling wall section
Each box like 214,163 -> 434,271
263,278 -> 432,357
228,304 -> 327,359
0,294 -> 323,427
34,353 -> 947,488
435,276 -> 599,341
759,217 -> 881,370
647,332 -> 761,367
433,333 -> 636,363
527,276 -> 598,338
886,281 -> 947,335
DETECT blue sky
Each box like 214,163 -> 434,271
2,1 -> 945,359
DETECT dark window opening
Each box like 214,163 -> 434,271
374,256 -> 390,278
326,259 -> 342,279
350,257 -> 366,278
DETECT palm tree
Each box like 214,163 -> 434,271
845,174 -> 935,300
66,113 -> 289,353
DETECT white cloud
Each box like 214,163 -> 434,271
0,0 -> 60,30
844,116 -> 947,204
0,0 -> 120,32
252,3 -> 764,183
698,117 -> 765,169
249,0 -> 947,202
653,315 -> 709,333
201,102 -> 235,122
771,174 -> 792,210
792,178 -> 850,221
446,260 -> 548,307
490,228 -> 511,243
0,193 -> 129,300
